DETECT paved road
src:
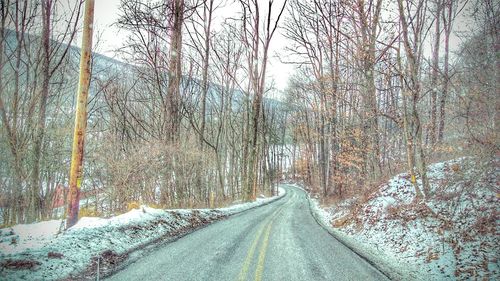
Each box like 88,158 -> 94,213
106,185 -> 388,281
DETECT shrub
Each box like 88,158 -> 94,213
127,201 -> 140,211
78,207 -> 99,218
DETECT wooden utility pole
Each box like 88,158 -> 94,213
66,0 -> 95,229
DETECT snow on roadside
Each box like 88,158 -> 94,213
299,185 -> 422,281
318,157 -> 499,280
0,220 -> 62,255
219,187 -> 285,215
0,188 -> 285,280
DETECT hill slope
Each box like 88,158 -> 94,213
321,157 -> 499,280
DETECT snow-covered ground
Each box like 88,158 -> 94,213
0,188 -> 285,280
315,157 -> 499,280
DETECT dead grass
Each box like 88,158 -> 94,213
1,259 -> 41,270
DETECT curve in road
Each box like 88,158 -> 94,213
106,185 -> 388,281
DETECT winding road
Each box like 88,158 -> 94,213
106,185 -> 388,281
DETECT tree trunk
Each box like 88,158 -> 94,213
166,0 -> 184,142
430,0 -> 441,145
199,0 -> 214,148
30,0 -> 53,223
438,4 -> 451,143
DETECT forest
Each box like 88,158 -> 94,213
0,0 -> 498,280
0,0 -> 497,230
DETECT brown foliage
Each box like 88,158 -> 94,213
47,252 -> 64,259
1,259 -> 41,270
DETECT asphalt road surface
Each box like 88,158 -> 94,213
106,185 -> 389,281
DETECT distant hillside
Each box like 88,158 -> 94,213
1,28 -> 286,115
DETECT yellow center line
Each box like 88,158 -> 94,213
237,220 -> 268,281
254,220 -> 272,281
237,199 -> 290,281
253,201 -> 289,281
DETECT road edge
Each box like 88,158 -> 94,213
225,187 -> 287,217
92,189 -> 287,281
287,183 -> 422,281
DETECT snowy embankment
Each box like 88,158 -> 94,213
288,183 -> 420,280
313,157 -> 499,280
0,188 -> 285,280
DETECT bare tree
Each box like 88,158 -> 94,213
239,0 -> 287,201
397,0 -> 430,198
437,0 -> 458,142
351,0 -> 383,180
30,0 -> 82,222
429,0 -> 442,145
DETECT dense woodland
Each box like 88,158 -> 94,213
0,0 -> 498,226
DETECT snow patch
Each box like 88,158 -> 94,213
319,157 -> 499,280
0,220 -> 62,255
0,189 -> 285,280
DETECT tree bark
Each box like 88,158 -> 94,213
30,0 -> 52,222
166,0 -> 184,142
430,0 -> 441,145
438,1 -> 452,143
